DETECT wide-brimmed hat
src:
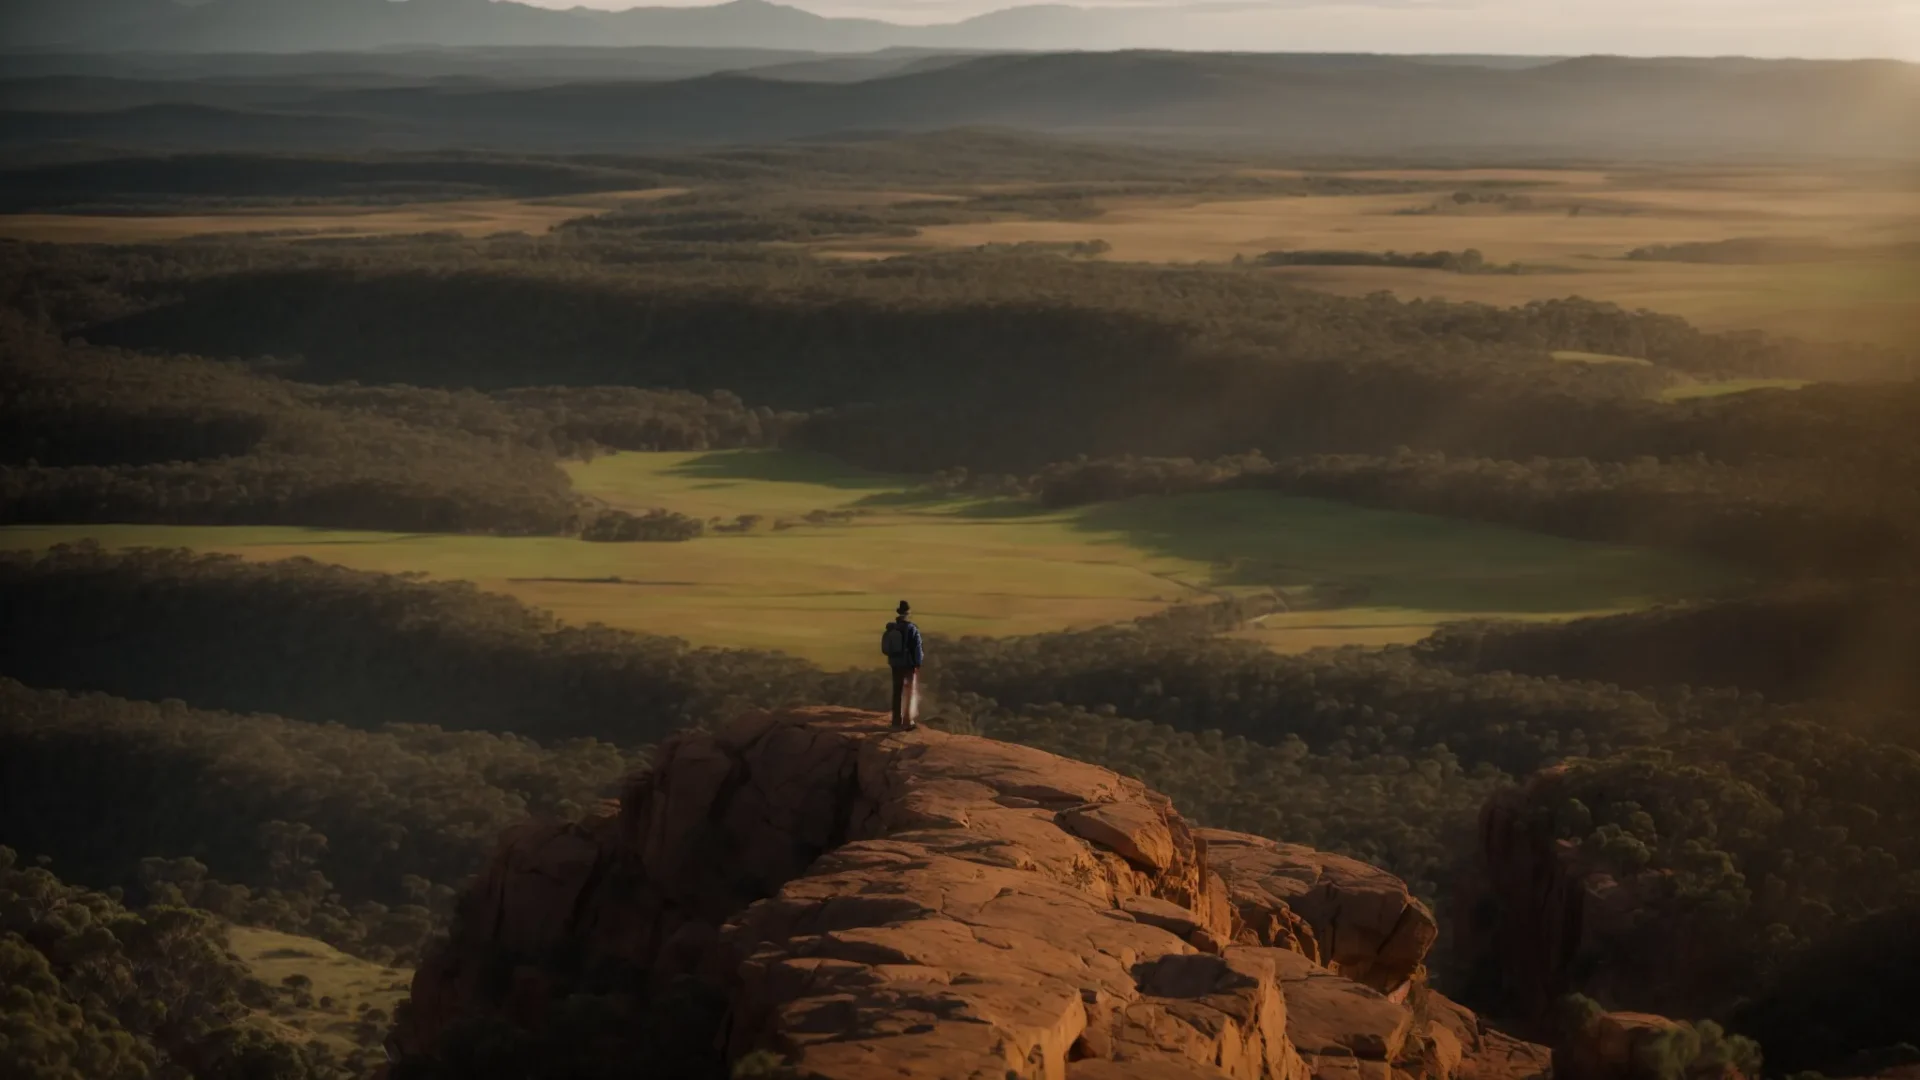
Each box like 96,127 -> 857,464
896,600 -> 911,615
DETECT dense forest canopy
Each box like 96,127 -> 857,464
0,676 -> 647,966
7,204 -> 1917,575
1,845 -> 358,1079
0,546 -> 878,742
0,135 -> 1435,213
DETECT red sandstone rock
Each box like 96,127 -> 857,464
1553,1010 -> 1690,1080
1199,829 -> 1437,994
394,707 -> 1543,1080
1428,991 -> 1553,1080
1457,768 -> 1715,1028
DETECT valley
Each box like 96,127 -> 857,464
2,35 -> 1916,1080
0,450 -> 1732,665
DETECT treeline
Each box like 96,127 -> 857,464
580,507 -> 705,542
2,846 -> 354,1080
0,133 -> 1302,214
0,545 -> 880,742
919,444 -> 1920,576
1255,247 -> 1524,274
972,238 -> 1113,258
35,244 -> 1904,502
1623,238 -> 1888,265
1422,587 -> 1920,717
558,188 -> 1107,244
1407,190 -> 1538,213
1,324 -> 578,534
564,200 -> 922,245
0,135 -> 1485,215
323,383 -> 799,458
80,255 -> 1859,396
46,241 -> 1896,417
0,679 -> 646,966
1,316 -> 797,535
0,153 -> 671,213
936,625 -> 1713,781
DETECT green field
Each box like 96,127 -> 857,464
1659,377 -> 1813,401
228,926 -> 410,1059
1,450 -> 1739,666
1549,351 -> 1816,403
1551,349 -> 1655,367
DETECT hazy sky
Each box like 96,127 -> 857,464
530,0 -> 1920,59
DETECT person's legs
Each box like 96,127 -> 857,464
890,666 -> 906,727
902,668 -> 919,728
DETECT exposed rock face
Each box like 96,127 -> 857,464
1428,992 -> 1556,1080
394,708 -> 1545,1079
1455,766 -> 1706,1026
1202,830 -> 1438,995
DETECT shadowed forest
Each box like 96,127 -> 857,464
1,42 -> 1918,1080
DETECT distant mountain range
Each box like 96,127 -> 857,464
3,50 -> 1914,160
0,45 -> 1000,87
7,0 -> 1199,54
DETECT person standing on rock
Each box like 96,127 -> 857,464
881,600 -> 924,730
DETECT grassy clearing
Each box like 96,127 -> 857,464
1660,377 -> 1813,401
1075,489 -> 1734,650
826,166 -> 1919,347
1,450 -> 1736,664
1551,351 -> 1813,402
228,926 -> 409,1058
1552,349 -> 1655,366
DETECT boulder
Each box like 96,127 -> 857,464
1228,945 -> 1436,1080
1104,951 -> 1302,1080
1061,800 -> 1179,872
1428,991 -> 1554,1080
1123,893 -> 1227,953
393,707 -> 1544,1080
1200,829 -> 1438,994
1554,1010 -> 1690,1080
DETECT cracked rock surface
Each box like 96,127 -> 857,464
393,707 -> 1545,1080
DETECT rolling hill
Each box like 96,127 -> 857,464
3,51 -> 1913,158
7,0 -> 1099,53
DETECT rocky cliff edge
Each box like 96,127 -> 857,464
392,707 -> 1550,1080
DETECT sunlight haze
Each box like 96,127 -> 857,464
525,0 -> 1920,58
4,0 -> 1919,1071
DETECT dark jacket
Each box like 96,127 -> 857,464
887,618 -> 924,668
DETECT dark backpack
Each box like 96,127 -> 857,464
881,622 -> 906,658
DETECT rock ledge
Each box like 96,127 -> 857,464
394,707 -> 1547,1080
